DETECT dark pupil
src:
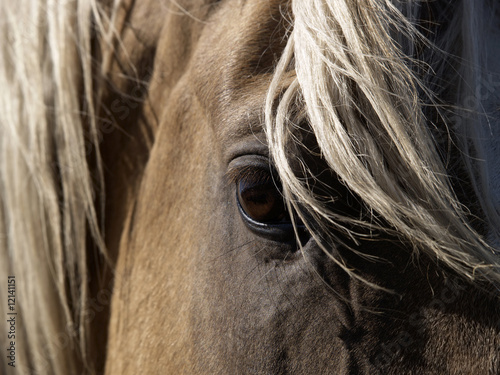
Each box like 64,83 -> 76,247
238,178 -> 287,223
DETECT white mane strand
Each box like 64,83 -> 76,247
0,1 -> 106,373
265,0 -> 500,285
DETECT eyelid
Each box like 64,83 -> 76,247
226,166 -> 273,186
226,155 -> 276,186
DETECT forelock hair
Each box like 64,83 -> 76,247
265,0 -> 500,288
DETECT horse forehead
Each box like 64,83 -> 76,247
193,0 -> 288,82
186,0 -> 289,141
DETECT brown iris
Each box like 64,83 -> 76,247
237,170 -> 288,223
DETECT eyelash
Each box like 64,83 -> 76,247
226,165 -> 274,186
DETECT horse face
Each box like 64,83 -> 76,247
102,1 -> 500,374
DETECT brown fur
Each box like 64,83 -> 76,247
96,1 -> 500,374
2,0 -> 498,374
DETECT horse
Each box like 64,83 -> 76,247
1,0 -> 499,373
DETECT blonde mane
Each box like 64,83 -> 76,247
0,0 -> 109,373
0,0 -> 498,374
265,0 -> 500,287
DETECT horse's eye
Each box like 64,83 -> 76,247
231,163 -> 307,243
237,171 -> 288,223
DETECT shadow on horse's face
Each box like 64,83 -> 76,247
101,1 -> 500,373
